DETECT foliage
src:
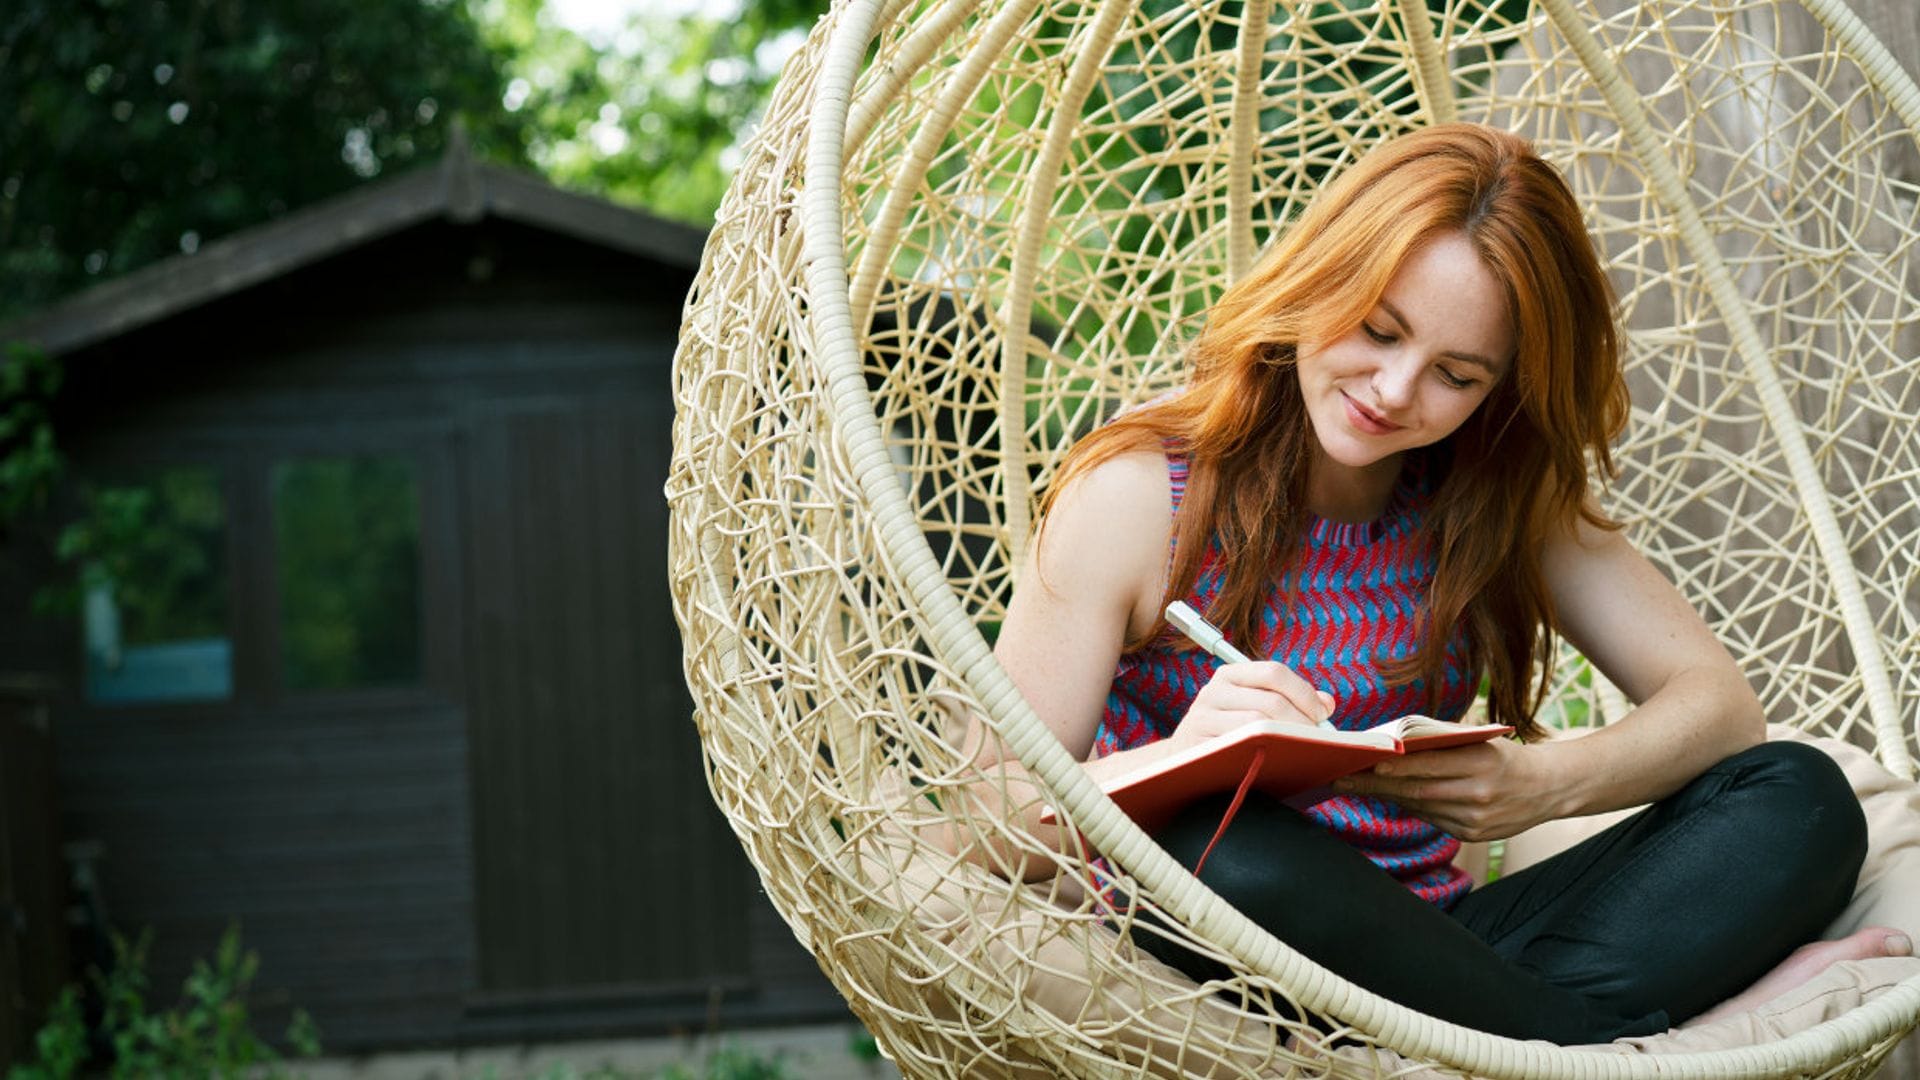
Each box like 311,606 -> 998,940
0,343 -> 62,527
0,0 -> 832,321
0,342 -> 199,627
5,925 -> 321,1080
0,0 -> 530,323
652,1044 -> 791,1080
7,988 -> 86,1080
473,0 -> 827,225
0,0 -> 830,637
273,456 -> 421,689
1539,657 -> 1595,729
847,1026 -> 882,1061
507,1043 -> 791,1080
57,467 -> 226,637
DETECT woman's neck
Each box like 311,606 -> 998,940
1306,450 -> 1404,523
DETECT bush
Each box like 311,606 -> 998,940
654,1044 -> 790,1080
6,925 -> 321,1080
521,1044 -> 792,1080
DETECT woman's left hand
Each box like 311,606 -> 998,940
1331,739 -> 1565,842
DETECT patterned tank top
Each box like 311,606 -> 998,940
1096,451 -> 1479,908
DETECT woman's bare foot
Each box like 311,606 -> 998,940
1684,927 -> 1914,1027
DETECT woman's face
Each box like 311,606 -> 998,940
1295,232 -> 1514,516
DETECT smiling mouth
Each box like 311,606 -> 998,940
1342,393 -> 1403,434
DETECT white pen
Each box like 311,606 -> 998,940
1165,599 -> 1254,664
1165,600 -> 1337,728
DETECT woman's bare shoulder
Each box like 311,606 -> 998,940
1044,447 -> 1172,535
995,447 -> 1175,749
1032,447 -> 1175,628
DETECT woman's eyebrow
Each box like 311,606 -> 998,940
1379,300 -> 1413,334
1378,299 -> 1503,373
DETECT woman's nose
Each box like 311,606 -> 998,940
1371,353 -> 1420,409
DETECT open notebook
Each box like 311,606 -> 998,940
1044,715 -> 1511,870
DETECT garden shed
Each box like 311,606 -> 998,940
0,141 -> 841,1053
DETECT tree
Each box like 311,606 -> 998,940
476,0 -> 827,224
0,0 -> 530,323
0,0 -> 830,619
0,0 -> 836,322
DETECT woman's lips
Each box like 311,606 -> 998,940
1342,393 -> 1403,435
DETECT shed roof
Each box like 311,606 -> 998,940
4,134 -> 708,357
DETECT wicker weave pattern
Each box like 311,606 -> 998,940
669,0 -> 1920,1074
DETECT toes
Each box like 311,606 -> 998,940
1831,925 -> 1910,960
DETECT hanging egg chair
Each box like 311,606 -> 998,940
668,0 -> 1920,1074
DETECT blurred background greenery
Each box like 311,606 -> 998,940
0,0 -> 831,324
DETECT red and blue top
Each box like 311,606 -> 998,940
1094,451 -> 1479,908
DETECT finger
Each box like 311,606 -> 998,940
1371,745 -> 1484,779
1332,770 -> 1386,797
1327,779 -> 1501,839
1177,709 -> 1279,739
1334,770 -> 1443,801
1223,661 -> 1334,724
1331,779 -> 1448,826
1410,809 -> 1472,837
1199,684 -> 1324,726
1341,773 -> 1496,821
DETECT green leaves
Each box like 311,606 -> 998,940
474,0 -> 824,225
0,344 -> 62,525
0,0 -> 831,320
5,988 -> 86,1080
0,0 -> 529,321
5,926 -> 321,1080
655,1044 -> 792,1080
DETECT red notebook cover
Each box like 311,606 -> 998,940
1046,717 -> 1512,835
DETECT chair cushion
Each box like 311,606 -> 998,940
1482,724 -> 1920,1072
882,724 -> 1920,1076
1315,955 -> 1920,1077
1596,956 -> 1920,1054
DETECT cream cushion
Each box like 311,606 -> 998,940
1464,724 -> 1920,1075
915,723 -> 1920,1077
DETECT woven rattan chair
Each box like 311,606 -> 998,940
668,0 -> 1920,1074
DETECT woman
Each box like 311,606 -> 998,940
976,124 -> 1900,1043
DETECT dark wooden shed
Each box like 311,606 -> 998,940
0,144 -> 840,1054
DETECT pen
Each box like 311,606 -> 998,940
1164,599 -> 1253,664
1165,600 -> 1336,728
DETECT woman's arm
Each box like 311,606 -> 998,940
928,449 -> 1171,879
941,449 -> 1338,878
991,449 -> 1173,761
1335,515 -> 1765,840
1528,514 -> 1766,808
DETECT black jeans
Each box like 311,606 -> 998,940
1139,741 -> 1868,1044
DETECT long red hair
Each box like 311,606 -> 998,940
1044,124 -> 1628,739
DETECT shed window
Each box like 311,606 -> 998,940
273,455 -> 421,691
82,466 -> 232,704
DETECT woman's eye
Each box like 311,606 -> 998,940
1437,367 -> 1476,390
1362,323 -> 1394,344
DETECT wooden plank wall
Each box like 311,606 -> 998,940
51,697 -> 476,1047
462,395 -> 749,1002
36,219 -> 843,1051
0,681 -> 67,1070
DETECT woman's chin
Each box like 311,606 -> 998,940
1312,436 -> 1406,476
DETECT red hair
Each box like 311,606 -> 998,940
1045,124 -> 1628,739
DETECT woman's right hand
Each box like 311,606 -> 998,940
1173,661 -> 1337,748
